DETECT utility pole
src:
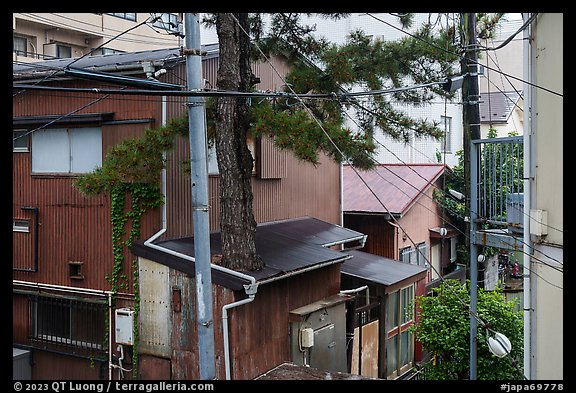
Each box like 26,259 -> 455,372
183,12 -> 216,380
461,12 -> 481,380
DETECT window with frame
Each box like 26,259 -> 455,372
56,44 -> 72,59
14,36 -> 27,56
152,13 -> 180,33
106,13 -> 136,21
386,284 -> 415,379
13,219 -> 30,233
31,127 -> 102,174
416,242 -> 429,267
13,129 -> 29,152
29,295 -> 106,356
400,246 -> 414,265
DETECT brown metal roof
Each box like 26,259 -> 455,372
343,163 -> 446,216
132,217 -> 365,291
340,250 -> 427,290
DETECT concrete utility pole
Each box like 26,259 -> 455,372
461,12 -> 481,381
183,12 -> 216,380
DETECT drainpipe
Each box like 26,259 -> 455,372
522,12 -> 533,380
222,285 -> 258,380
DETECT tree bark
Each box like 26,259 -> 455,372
214,13 -> 264,271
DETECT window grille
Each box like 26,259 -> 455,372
28,295 -> 107,358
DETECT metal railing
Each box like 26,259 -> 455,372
471,136 -> 524,229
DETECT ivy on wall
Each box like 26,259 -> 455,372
73,115 -> 188,377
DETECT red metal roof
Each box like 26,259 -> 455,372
343,163 -> 447,216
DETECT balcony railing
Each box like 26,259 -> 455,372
471,136 -> 524,230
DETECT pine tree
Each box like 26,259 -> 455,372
209,13 -> 462,271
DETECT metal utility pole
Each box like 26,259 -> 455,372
183,12 -> 216,380
461,12 -> 481,381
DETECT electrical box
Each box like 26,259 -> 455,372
115,308 -> 134,345
300,328 -> 314,348
529,209 -> 548,237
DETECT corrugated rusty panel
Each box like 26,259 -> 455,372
138,257 -> 171,358
29,350 -> 103,379
12,294 -> 29,343
228,265 -> 341,380
13,80 -> 160,121
12,91 -> 161,291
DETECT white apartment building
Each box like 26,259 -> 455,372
13,13 -> 183,63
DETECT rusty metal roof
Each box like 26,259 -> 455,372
343,163 -> 447,216
132,216 -> 365,291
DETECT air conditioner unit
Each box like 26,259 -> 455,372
115,308 -> 134,345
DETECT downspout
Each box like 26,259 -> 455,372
340,164 -> 344,227
108,292 -> 113,380
522,12 -> 532,380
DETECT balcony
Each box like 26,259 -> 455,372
470,135 -> 524,251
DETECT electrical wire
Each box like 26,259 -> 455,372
13,13 -> 563,282
228,13 -> 509,331
365,12 -> 563,98
13,14 -> 160,98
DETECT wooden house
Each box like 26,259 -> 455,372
343,163 -> 462,283
131,216 -> 367,380
12,45 -> 344,380
341,163 -> 465,379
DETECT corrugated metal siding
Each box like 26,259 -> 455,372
259,136 -> 287,179
162,55 -> 341,237
13,77 -> 162,291
344,214 -> 397,259
229,265 -> 341,380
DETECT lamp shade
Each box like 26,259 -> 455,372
488,332 -> 512,358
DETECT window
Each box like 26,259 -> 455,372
152,13 -> 180,33
13,219 -> 30,233
450,237 -> 458,263
207,135 -> 257,175
90,47 -> 124,56
14,36 -> 27,56
400,246 -> 414,265
386,285 -> 415,379
13,129 -> 29,152
441,115 -> 452,153
106,13 -> 136,21
30,295 -> 106,356
31,127 -> 102,174
416,242 -> 429,267
56,44 -> 71,59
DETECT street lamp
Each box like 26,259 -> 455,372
488,332 -> 512,358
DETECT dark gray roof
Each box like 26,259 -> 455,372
340,249 -> 427,290
13,44 -> 219,78
479,91 -> 521,124
132,216 -> 365,291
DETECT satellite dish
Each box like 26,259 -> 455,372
488,332 -> 512,358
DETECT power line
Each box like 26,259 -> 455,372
365,12 -> 563,98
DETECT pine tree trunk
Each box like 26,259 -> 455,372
214,13 -> 264,271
